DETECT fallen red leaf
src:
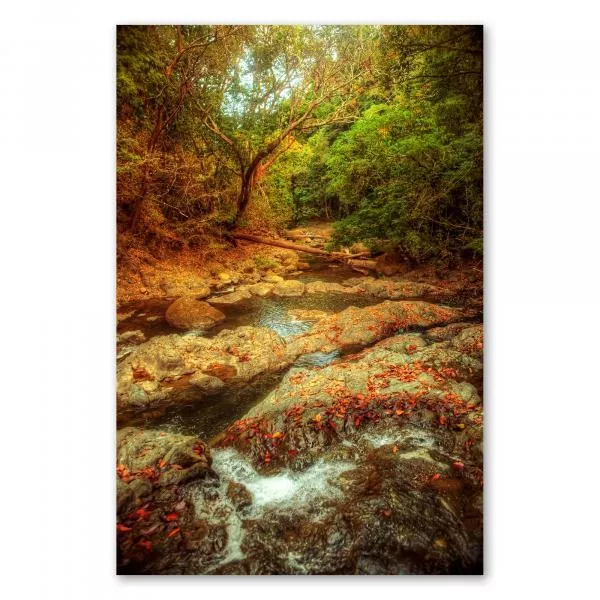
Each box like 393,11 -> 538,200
138,539 -> 153,551
164,512 -> 179,522
167,527 -> 180,538
130,507 -> 151,520
116,523 -> 132,533
431,473 -> 441,481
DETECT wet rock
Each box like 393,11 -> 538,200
226,481 -> 252,511
286,301 -> 463,360
241,271 -> 262,285
213,420 -> 482,574
118,330 -> 146,344
221,322 -> 482,471
116,428 -> 218,574
248,282 -> 274,297
342,277 -> 441,299
160,277 -> 211,298
217,272 -> 233,284
117,309 -> 136,323
305,281 -> 359,295
272,280 -> 305,297
426,322 -> 474,341
189,373 -> 226,395
450,325 -> 483,359
117,327 -> 288,409
207,289 -> 252,305
262,272 -> 284,283
165,297 -> 225,331
116,428 -> 212,512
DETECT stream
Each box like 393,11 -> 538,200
116,262 -> 484,575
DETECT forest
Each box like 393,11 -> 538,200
117,25 -> 482,268
116,25 -> 484,575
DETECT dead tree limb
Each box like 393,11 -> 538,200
232,232 -> 372,262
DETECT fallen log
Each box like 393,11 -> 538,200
233,232 -> 332,256
284,232 -> 329,241
347,258 -> 377,271
233,232 -> 373,262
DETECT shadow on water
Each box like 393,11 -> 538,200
117,370 -> 286,439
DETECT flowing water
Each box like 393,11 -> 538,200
117,263 -> 483,574
117,265 -> 382,437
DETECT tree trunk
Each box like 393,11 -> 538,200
232,232 -> 332,256
232,232 -> 370,262
347,258 -> 377,271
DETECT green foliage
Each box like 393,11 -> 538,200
285,25 -> 483,261
252,255 -> 279,269
116,25 -> 483,262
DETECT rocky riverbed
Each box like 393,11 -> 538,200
116,254 -> 483,575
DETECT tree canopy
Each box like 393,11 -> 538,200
117,25 -> 482,262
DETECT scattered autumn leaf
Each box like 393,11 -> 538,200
116,523 -> 132,533
130,507 -> 151,521
164,512 -> 179,522
138,539 -> 153,551
167,528 -> 181,538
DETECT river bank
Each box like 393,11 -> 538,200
116,226 -> 483,574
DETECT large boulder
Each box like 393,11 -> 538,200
343,277 -> 441,299
305,281 -> 359,295
272,280 -> 306,297
117,428 -> 212,497
165,297 -> 225,331
262,272 -> 284,283
286,300 -> 463,360
248,282 -> 274,297
220,325 -> 483,471
117,326 -> 288,409
160,277 -> 211,298
116,428 -> 221,574
207,288 -> 252,305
